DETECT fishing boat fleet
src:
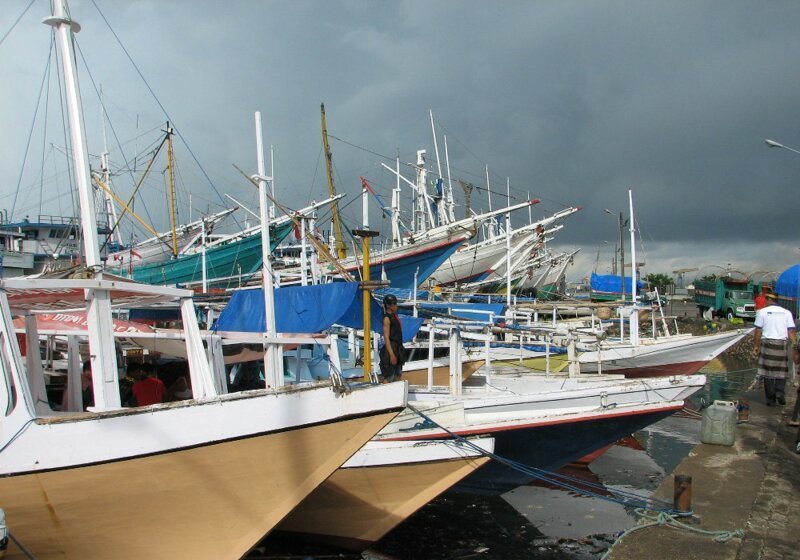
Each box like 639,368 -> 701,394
0,2 -> 751,558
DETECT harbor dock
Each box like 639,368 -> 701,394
609,386 -> 800,560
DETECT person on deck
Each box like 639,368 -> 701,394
379,294 -> 405,383
753,293 -> 796,407
132,362 -> 166,406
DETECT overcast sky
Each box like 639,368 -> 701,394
2,0 -> 799,283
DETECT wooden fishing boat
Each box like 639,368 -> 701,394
275,437 -> 494,550
0,6 -> 408,559
118,221 -> 294,286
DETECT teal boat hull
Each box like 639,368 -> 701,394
120,222 -> 293,286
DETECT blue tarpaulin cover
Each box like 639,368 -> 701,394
328,287 -> 424,343
775,264 -> 800,298
590,273 -> 643,294
775,264 -> 800,317
214,282 -> 423,342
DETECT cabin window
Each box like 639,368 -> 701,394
0,332 -> 17,416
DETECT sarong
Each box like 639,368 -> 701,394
758,338 -> 790,379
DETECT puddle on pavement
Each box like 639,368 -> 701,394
500,361 -> 756,543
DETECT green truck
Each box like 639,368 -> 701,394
693,277 -> 756,320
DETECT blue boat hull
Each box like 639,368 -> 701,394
345,236 -> 467,291
453,408 -> 677,495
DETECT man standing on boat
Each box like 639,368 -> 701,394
753,293 -> 796,406
380,294 -> 405,383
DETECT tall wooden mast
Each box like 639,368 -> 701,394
165,122 -> 178,257
320,103 -> 347,259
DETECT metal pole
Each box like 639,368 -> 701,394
353,185 -> 379,382
628,189 -> 639,346
362,234 -> 371,381
300,217 -> 308,286
413,267 -> 419,318
505,211 -> 512,304
427,321 -> 435,390
255,111 -> 281,387
619,212 -> 625,302
201,219 -> 207,293
45,3 -> 120,409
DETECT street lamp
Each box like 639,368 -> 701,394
605,209 -> 628,301
765,138 -> 800,156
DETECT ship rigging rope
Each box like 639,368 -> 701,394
89,0 -> 241,230
0,419 -> 35,455
72,41 -> 161,237
6,529 -> 36,560
328,133 -> 529,205
9,42 -> 55,221
0,0 -> 35,48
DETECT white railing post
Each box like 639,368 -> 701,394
181,297 -> 217,398
449,326 -> 462,398
567,335 -> 580,378
327,334 -> 347,388
66,335 -> 82,412
427,321 -> 435,390
348,328 -> 357,364
483,328 -> 492,382
545,336 -> 551,376
24,315 -> 49,414
206,334 -> 227,394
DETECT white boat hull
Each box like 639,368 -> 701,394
0,383 -> 407,560
575,329 -> 750,377
374,374 -> 705,494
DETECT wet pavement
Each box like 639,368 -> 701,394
610,378 -> 800,560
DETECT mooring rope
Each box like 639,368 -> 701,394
406,403 -> 746,553
600,509 -> 744,560
405,404 -> 676,512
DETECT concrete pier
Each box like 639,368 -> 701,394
609,385 -> 800,559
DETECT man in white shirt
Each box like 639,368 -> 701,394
753,293 -> 796,406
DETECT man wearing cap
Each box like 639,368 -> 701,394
753,293 -> 796,406
379,294 -> 405,383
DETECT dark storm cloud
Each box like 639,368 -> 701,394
2,1 -> 799,277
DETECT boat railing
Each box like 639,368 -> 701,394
36,214 -> 78,226
211,330 -> 345,392
419,320 -> 469,396
2,276 -> 349,417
